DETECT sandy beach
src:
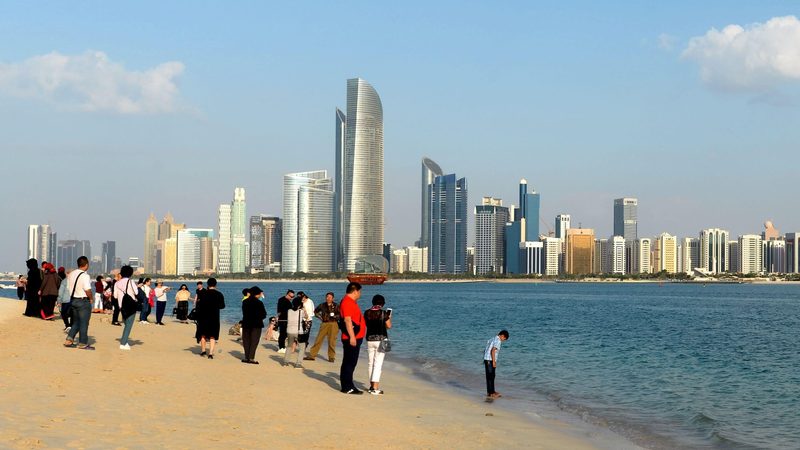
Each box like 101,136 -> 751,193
0,297 -> 601,450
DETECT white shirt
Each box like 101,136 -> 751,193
484,335 -> 502,361
66,270 -> 92,299
155,287 -> 168,302
302,298 -> 315,320
114,278 -> 140,308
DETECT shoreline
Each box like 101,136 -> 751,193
0,296 -> 613,449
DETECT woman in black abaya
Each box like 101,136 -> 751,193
23,259 -> 42,317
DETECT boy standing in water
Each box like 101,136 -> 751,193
483,330 -> 509,399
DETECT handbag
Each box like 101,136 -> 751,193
120,280 -> 138,319
379,338 -> 392,352
187,308 -> 197,321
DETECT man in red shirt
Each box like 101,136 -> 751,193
339,282 -> 365,394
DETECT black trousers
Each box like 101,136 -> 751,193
242,327 -> 262,361
484,360 -> 496,395
340,338 -> 363,391
278,322 -> 288,349
112,300 -> 120,324
17,287 -> 24,300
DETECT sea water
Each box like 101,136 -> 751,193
163,281 -> 800,449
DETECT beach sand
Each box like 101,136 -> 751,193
0,297 -> 599,449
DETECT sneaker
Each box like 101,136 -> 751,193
277,348 -> 286,354
63,327 -> 71,333
119,344 -> 131,350
77,345 -> 96,351
342,388 -> 363,395
370,389 -> 384,395
208,354 -> 214,359
303,356 -> 315,361
139,320 -> 149,325
112,322 -> 122,326
157,322 -> 165,326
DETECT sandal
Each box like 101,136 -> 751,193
78,345 -> 95,351
63,341 -> 74,347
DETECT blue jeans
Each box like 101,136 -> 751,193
139,302 -> 151,321
67,298 -> 91,345
120,314 -> 136,346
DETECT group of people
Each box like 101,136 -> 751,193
20,256 -> 395,395
236,281 -> 392,395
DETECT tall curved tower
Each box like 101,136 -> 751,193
421,157 -> 443,248
342,78 -> 384,271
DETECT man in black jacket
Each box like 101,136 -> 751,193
276,289 -> 294,353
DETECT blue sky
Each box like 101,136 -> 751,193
1,1 -> 799,271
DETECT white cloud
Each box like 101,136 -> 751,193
0,51 -> 185,114
682,16 -> 800,93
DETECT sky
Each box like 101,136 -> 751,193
1,1 -> 799,271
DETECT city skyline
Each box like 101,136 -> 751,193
3,3 -> 800,270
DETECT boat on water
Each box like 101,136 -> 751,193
347,273 -> 387,285
347,255 -> 389,285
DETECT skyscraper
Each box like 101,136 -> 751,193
609,235 -> 626,274
283,170 -> 331,273
333,108 -> 347,272
339,78 -> 384,272
27,225 -> 39,260
102,241 -> 116,273
738,234 -> 762,275
429,174 -> 468,274
421,157 -> 444,249
555,214 -> 571,240
177,228 -> 214,275
681,237 -> 700,274
230,187 -> 247,273
633,238 -> 652,274
297,179 -> 334,273
474,197 -> 509,275
57,240 -> 91,270
613,198 -> 638,241
763,239 -> 786,273
542,237 -> 562,276
785,233 -> 799,273
144,213 -> 158,273
700,228 -> 729,273
518,179 -> 540,241
217,204 -> 232,274
653,233 -> 677,273
566,228 -> 595,274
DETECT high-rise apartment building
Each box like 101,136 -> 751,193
337,78 -> 384,272
421,157 -> 444,250
593,238 -> 609,273
429,174 -> 468,274
728,241 -> 740,273
681,237 -> 700,274
738,234 -> 762,275
27,224 -> 56,264
543,237 -> 562,276
566,228 -> 595,274
144,213 -> 158,273
177,229 -> 214,275
475,197 -> 509,275
632,238 -> 652,274
217,204 -> 232,274
406,246 -> 428,273
228,188 -> 247,273
763,239 -> 786,273
249,215 -> 282,273
250,216 -> 265,273
391,249 -> 408,273
162,238 -> 177,275
785,233 -> 799,273
653,233 -> 677,273
700,228 -> 729,273
283,171 -> 333,273
609,236 -> 626,275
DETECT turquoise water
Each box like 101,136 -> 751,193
166,281 -> 800,449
